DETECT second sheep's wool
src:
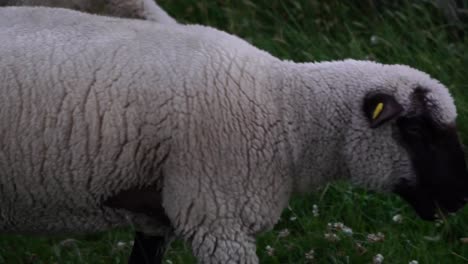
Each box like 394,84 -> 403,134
0,0 -> 176,23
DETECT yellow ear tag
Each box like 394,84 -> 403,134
372,102 -> 384,119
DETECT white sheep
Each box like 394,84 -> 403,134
0,6 -> 467,264
0,0 -> 176,23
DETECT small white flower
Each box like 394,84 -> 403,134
392,214 -> 403,223
324,232 -> 340,242
333,222 -> 345,229
328,222 -> 353,236
305,249 -> 315,260
290,216 -> 297,221
342,226 -> 353,236
278,228 -> 290,238
373,253 -> 384,264
409,260 -> 418,264
370,35 -> 379,45
265,245 -> 275,256
116,241 -> 127,249
312,204 -> 319,217
367,232 -> 385,243
166,260 -> 173,264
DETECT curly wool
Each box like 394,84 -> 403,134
0,7 -> 462,263
0,0 -> 176,23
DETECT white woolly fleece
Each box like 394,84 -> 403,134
0,7 -> 458,263
1,0 -> 177,23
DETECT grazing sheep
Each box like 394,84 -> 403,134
0,0 -> 176,23
0,6 -> 467,264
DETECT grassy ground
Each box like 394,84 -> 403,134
1,0 -> 468,263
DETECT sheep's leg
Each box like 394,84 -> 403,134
129,232 -> 168,264
189,228 -> 258,264
103,184 -> 172,263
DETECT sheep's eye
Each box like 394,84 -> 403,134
397,115 -> 441,148
397,117 -> 421,137
404,124 -> 422,136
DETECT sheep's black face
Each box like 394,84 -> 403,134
393,114 -> 468,220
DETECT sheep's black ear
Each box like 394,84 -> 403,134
363,93 -> 403,128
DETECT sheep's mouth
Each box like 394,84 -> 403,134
393,178 -> 468,221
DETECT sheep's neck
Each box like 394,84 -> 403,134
277,62 -> 352,193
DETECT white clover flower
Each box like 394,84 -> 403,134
305,249 -> 315,260
367,232 -> 385,243
327,222 -> 353,236
324,232 -> 340,242
392,214 -> 403,223
409,260 -> 418,264
370,35 -> 379,45
342,226 -> 353,236
116,241 -> 127,249
312,204 -> 319,217
373,253 -> 384,264
333,222 -> 345,229
265,245 -> 275,256
278,228 -> 290,238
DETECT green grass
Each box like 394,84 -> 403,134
1,0 -> 468,263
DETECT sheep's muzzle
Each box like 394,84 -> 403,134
394,115 -> 468,220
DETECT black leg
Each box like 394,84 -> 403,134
128,232 -> 167,264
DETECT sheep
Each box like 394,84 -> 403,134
0,0 -> 176,23
0,6 -> 467,264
